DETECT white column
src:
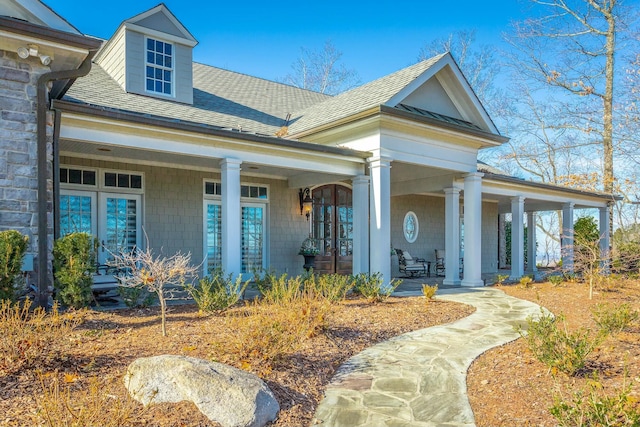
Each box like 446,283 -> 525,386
510,196 -> 525,280
527,211 -> 538,274
221,158 -> 242,277
561,202 -> 575,274
498,213 -> 507,269
599,206 -> 610,274
369,155 -> 392,286
462,172 -> 484,287
352,175 -> 370,275
443,188 -> 461,286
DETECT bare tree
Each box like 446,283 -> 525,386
504,0 -> 626,202
110,245 -> 198,337
417,30 -> 502,114
281,40 -> 361,95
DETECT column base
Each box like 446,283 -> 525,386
443,279 -> 461,286
461,279 -> 484,287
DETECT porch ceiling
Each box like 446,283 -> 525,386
59,138 -> 355,185
390,161 -> 462,197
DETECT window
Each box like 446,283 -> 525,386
60,167 -> 96,187
403,211 -> 419,243
204,181 -> 268,200
104,172 -> 143,189
146,38 -> 173,95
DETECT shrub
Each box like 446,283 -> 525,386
0,230 -> 29,301
185,270 -> 248,313
53,233 -> 97,309
211,297 -> 331,372
592,303 -> 639,335
519,275 -> 534,288
517,310 -> 606,376
0,298 -> 83,376
549,372 -> 640,427
421,284 -> 438,301
548,275 -> 564,287
352,272 -> 401,303
260,274 -> 302,305
252,267 -> 278,295
37,373 -> 140,427
304,273 -> 355,302
495,274 -> 509,286
118,285 -> 157,308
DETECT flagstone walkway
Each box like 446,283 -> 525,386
312,287 -> 544,427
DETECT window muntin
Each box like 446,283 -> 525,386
59,192 -> 96,237
204,181 -> 268,201
145,38 -> 173,95
59,167 -> 97,187
104,172 -> 143,189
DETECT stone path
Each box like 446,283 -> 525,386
312,287 -> 544,427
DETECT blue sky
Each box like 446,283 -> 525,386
44,0 -> 528,84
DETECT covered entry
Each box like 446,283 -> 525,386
312,184 -> 353,275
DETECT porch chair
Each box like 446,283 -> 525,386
435,249 -> 445,277
396,249 -> 429,278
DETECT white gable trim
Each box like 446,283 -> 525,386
124,22 -> 197,47
124,4 -> 197,45
7,0 -> 81,34
386,53 -> 499,135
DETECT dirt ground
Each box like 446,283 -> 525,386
468,279 -> 640,426
2,280 -> 638,427
1,294 -> 473,427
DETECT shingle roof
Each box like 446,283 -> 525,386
63,62 -> 331,137
287,54 -> 447,135
64,54 -> 450,139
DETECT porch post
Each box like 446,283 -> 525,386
462,172 -> 484,287
352,175 -> 370,275
561,202 -> 575,274
498,213 -> 507,269
443,188 -> 461,286
221,158 -> 242,277
599,205 -> 610,274
527,211 -> 538,274
368,155 -> 392,285
510,196 -> 525,280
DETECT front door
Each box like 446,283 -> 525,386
312,185 -> 353,275
98,193 -> 142,265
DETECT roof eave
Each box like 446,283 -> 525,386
483,172 -> 622,202
0,16 -> 102,50
52,99 -> 372,160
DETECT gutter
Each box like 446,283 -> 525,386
36,51 -> 97,308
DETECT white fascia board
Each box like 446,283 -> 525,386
0,29 -> 89,55
482,180 -> 609,208
125,23 -> 197,47
15,0 -> 81,34
59,115 -> 364,176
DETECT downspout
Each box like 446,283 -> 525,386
36,52 -> 96,308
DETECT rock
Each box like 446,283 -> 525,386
124,355 -> 279,427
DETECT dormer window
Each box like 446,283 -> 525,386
145,37 -> 173,96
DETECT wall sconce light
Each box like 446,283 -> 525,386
16,44 -> 52,65
298,188 -> 313,221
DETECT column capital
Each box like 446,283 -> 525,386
367,155 -> 393,169
444,187 -> 461,196
464,172 -> 484,181
511,195 -> 526,204
220,158 -> 242,169
563,202 -> 575,210
352,175 -> 371,185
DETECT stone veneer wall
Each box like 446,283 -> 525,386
0,49 -> 53,287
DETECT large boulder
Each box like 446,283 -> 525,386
124,355 -> 279,427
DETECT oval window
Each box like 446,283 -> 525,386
403,211 -> 419,243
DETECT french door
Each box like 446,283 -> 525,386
311,184 -> 353,275
97,193 -> 142,265
204,201 -> 266,275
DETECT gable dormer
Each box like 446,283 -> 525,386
94,4 -> 197,104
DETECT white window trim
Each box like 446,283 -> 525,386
144,36 -> 175,98
100,168 -> 145,194
203,179 -> 270,202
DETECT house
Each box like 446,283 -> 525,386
0,1 -> 615,306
